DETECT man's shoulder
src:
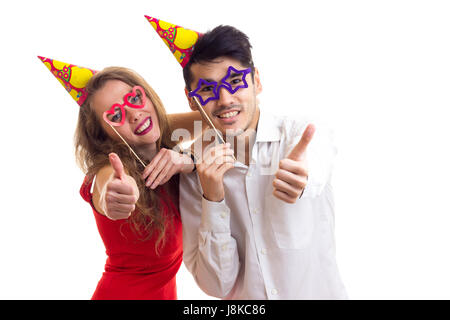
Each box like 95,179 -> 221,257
259,110 -> 337,156
258,110 -> 312,141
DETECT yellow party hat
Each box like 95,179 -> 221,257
145,15 -> 202,68
38,56 -> 97,106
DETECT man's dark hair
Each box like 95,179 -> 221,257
183,25 -> 255,90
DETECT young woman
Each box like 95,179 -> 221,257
75,66 -> 199,299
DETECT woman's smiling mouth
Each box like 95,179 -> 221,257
134,117 -> 153,135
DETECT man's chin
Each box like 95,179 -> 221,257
222,127 -> 245,138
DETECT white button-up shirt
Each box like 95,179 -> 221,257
179,110 -> 347,299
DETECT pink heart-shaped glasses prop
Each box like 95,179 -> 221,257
102,86 -> 147,127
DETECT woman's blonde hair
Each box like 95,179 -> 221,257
74,66 -> 177,252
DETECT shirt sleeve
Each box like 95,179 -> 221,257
179,172 -> 240,298
285,120 -> 337,199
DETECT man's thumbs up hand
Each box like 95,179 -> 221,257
287,124 -> 315,160
273,124 -> 315,204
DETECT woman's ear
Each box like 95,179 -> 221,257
184,87 -> 197,111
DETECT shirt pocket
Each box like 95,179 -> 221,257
265,194 -> 315,250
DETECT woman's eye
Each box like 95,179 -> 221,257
130,95 -> 142,104
111,111 -> 122,123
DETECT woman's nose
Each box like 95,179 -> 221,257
127,108 -> 143,123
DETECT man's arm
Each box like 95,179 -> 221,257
180,172 -> 240,298
284,121 -> 337,199
273,124 -> 315,203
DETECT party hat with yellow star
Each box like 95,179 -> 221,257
145,15 -> 202,68
37,56 -> 97,106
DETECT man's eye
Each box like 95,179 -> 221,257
201,86 -> 214,92
230,78 -> 242,85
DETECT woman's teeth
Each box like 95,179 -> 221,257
136,118 -> 151,134
218,111 -> 239,119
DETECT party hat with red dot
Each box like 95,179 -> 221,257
145,15 -> 202,68
37,56 -> 97,106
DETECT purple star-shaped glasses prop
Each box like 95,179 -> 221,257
188,66 -> 252,106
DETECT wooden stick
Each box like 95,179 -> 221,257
192,96 -> 236,161
108,124 -> 147,168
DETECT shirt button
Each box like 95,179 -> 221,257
261,248 -> 267,255
247,171 -> 252,178
220,211 -> 227,219
251,208 -> 258,214
271,288 -> 278,295
221,244 -> 228,252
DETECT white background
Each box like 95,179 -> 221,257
0,0 -> 449,299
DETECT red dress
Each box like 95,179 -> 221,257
80,176 -> 183,300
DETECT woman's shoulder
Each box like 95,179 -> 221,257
90,165 -> 116,217
80,174 -> 95,203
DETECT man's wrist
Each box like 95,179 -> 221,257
202,193 -> 224,202
179,149 -> 197,173
189,153 -> 197,172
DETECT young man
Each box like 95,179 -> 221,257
179,25 -> 347,299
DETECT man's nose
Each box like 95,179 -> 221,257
217,86 -> 235,107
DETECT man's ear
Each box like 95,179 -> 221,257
253,67 -> 263,95
184,87 -> 197,111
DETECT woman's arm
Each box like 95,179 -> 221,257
92,153 -> 139,220
142,148 -> 194,189
167,111 -> 207,141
